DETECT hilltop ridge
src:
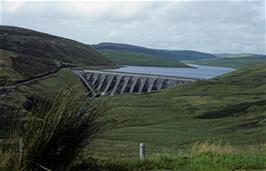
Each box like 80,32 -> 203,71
92,42 -> 217,60
0,26 -> 113,86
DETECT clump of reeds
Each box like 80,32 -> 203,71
2,88 -> 110,171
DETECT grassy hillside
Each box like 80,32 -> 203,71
191,55 -> 266,68
0,68 -> 86,135
215,53 -> 265,58
100,49 -> 190,68
0,26 -> 112,86
0,68 -> 85,108
89,64 -> 266,158
92,42 -> 217,61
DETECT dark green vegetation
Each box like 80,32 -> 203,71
92,42 -> 217,61
90,64 -> 266,159
99,49 -> 190,67
0,26 -> 112,86
191,55 -> 266,68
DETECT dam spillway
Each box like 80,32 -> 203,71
76,70 -> 197,97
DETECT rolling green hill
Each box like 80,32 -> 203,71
90,64 -> 266,158
99,49 -> 190,67
215,53 -> 265,58
92,42 -> 217,61
191,55 -> 266,68
0,26 -> 113,86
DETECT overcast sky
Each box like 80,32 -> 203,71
1,0 -> 265,54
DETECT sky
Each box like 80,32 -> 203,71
1,0 -> 266,54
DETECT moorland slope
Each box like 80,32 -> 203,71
0,26 -> 112,85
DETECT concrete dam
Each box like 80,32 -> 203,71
76,70 -> 197,97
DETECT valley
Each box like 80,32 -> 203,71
0,26 -> 265,171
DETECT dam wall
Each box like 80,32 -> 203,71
76,70 -> 197,96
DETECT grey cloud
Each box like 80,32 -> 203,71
1,0 -> 265,54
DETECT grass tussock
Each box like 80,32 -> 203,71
1,89 -> 110,171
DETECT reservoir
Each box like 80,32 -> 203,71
107,64 -> 234,79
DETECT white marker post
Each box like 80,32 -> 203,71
139,143 -> 145,160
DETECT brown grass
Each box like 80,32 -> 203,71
191,140 -> 235,155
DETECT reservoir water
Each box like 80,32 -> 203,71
107,64 -> 234,79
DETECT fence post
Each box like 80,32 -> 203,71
139,143 -> 145,160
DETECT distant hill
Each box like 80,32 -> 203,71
99,49 -> 191,68
92,42 -> 217,61
0,26 -> 113,86
215,53 -> 266,58
192,54 -> 266,68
